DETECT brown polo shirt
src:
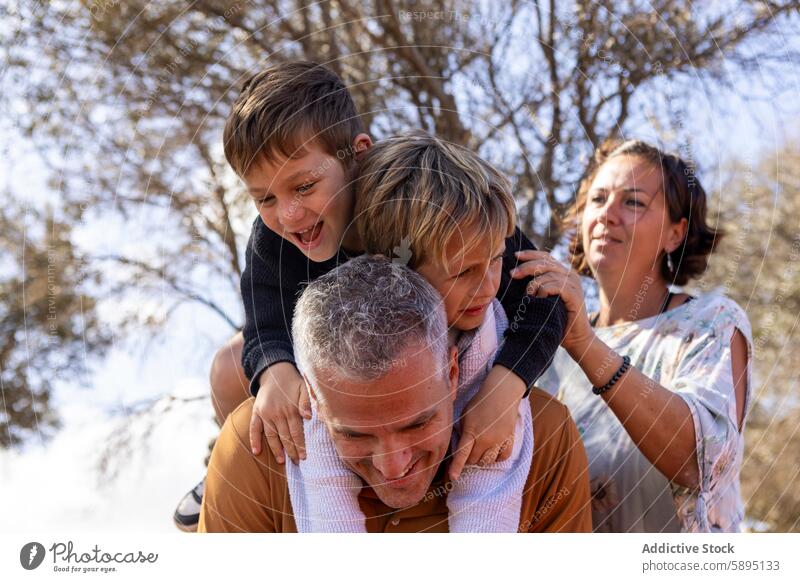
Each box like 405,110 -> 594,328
198,388 -> 591,533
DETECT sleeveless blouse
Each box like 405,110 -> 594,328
537,293 -> 753,532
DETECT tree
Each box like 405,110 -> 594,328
0,199 -> 111,448
697,139 -> 800,532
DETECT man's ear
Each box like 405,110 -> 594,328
352,133 -> 373,161
666,217 -> 688,253
447,345 -> 459,403
303,374 -> 319,405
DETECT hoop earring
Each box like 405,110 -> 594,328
666,252 -> 675,274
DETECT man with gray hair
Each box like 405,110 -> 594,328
199,256 -> 590,532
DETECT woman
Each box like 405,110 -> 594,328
514,140 -> 751,532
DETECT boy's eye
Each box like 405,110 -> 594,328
296,181 -> 316,194
254,195 -> 275,207
454,255 -> 502,278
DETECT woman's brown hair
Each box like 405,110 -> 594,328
565,139 -> 722,286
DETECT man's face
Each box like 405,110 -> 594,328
243,136 -> 371,261
310,343 -> 459,509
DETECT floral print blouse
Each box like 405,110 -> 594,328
537,293 -> 753,532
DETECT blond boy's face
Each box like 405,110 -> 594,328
244,137 -> 370,262
416,230 -> 506,331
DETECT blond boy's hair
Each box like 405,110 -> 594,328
354,130 -> 516,269
223,61 -> 365,177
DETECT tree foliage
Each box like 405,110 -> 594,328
0,200 -> 111,447
698,141 -> 800,531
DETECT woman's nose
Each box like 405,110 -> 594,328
597,198 -> 621,226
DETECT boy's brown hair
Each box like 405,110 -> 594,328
354,130 -> 517,269
223,61 -> 365,177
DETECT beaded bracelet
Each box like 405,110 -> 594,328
592,355 -> 631,395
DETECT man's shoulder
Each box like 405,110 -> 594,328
528,386 -> 573,441
199,398 -> 290,532
521,387 -> 592,532
226,399 -> 284,466
211,398 -> 289,486
228,397 -> 256,436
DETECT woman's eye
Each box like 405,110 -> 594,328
626,198 -> 645,207
589,194 -> 606,204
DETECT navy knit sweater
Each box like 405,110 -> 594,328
240,218 -> 567,396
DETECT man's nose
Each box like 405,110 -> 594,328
372,441 -> 413,480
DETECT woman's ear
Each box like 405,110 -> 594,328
666,217 -> 689,253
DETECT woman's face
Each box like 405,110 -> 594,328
581,155 -> 687,282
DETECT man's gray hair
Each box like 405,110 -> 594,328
292,255 -> 449,384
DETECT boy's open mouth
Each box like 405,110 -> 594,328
293,222 -> 324,246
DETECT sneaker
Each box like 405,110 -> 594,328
173,479 -> 204,532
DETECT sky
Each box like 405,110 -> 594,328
0,382 -> 217,533
0,122 -> 230,532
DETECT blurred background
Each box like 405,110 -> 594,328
1,0 -> 799,532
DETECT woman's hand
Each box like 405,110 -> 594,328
511,250 -> 596,358
513,251 -> 703,491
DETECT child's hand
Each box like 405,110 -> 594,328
449,365 -> 526,481
249,361 -> 311,464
